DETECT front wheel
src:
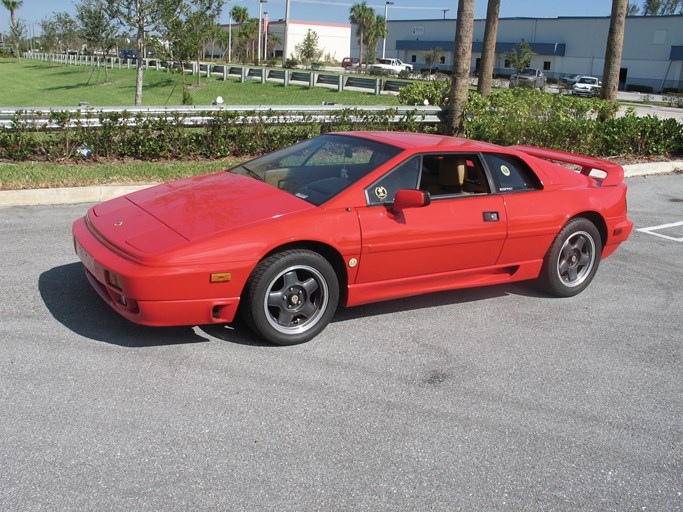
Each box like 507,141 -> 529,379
539,218 -> 602,297
241,250 -> 339,345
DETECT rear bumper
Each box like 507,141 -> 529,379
73,217 -> 242,326
603,218 -> 634,258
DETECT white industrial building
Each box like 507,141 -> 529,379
268,20 -> 351,62
218,20 -> 350,62
351,15 -> 683,92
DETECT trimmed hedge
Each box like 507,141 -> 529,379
2,90 -> 682,161
398,85 -> 683,157
0,108 -> 426,161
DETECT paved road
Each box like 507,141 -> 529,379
1,175 -> 681,511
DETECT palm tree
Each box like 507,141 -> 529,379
230,5 -> 249,24
446,0 -> 475,136
349,1 -> 375,70
230,5 -> 249,62
601,0 -> 628,109
476,0 -> 500,97
364,15 -> 387,65
2,0 -> 23,58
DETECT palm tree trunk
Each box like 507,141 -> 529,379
10,9 -> 20,58
601,0 -> 628,110
359,28 -> 364,71
446,0 -> 475,136
477,0 -> 500,97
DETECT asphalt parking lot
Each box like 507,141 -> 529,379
1,174 -> 681,511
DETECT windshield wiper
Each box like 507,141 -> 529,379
233,164 -> 264,182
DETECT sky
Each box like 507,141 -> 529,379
3,0 -> 625,35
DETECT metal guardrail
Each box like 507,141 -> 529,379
23,52 -> 415,95
0,105 -> 445,130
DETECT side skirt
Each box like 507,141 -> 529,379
345,260 -> 543,307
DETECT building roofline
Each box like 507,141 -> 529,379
373,14 -> 683,23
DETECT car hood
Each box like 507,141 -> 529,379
126,172 -> 313,240
88,172 -> 314,262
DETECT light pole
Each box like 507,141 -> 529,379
382,1 -> 394,59
441,8 -> 450,19
263,12 -> 268,61
228,13 -> 232,63
282,0 -> 291,67
258,0 -> 267,65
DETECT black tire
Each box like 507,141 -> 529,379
540,218 -> 602,297
241,250 -> 339,345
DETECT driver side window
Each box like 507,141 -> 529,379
366,156 -> 421,206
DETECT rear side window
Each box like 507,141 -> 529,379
483,153 -> 541,193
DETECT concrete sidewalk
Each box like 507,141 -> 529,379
0,161 -> 681,207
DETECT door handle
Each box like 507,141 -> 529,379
483,211 -> 500,222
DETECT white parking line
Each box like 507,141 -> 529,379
636,221 -> 683,242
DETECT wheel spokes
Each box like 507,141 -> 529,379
301,277 -> 319,295
299,300 -> 318,319
268,290 -> 285,307
276,309 -> 295,326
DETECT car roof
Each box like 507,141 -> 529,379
334,131 -> 503,152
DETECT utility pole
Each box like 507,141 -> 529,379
382,1 -> 394,59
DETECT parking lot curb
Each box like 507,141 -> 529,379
0,184 -> 158,207
1,161 -> 681,207
623,160 -> 683,178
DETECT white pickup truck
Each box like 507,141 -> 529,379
370,58 -> 413,74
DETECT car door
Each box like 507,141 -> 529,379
355,153 -> 507,284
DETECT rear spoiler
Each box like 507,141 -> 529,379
509,145 -> 624,187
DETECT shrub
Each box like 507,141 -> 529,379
398,80 -> 450,106
626,84 -> 654,93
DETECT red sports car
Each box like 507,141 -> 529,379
73,132 -> 633,345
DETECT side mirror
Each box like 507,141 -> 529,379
390,189 -> 430,214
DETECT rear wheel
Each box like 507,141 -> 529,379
241,250 -> 339,345
540,218 -> 602,297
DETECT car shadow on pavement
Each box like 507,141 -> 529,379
330,281 -> 547,322
40,263 -> 550,348
39,263 -> 211,348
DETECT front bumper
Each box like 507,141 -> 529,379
73,217 -> 243,326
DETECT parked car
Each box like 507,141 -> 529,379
341,57 -> 360,69
370,58 -> 413,75
73,132 -> 633,345
572,76 -> 602,97
118,49 -> 139,60
509,68 -> 547,90
560,74 -> 582,87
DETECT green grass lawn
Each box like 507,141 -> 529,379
0,159 -> 243,190
0,58 -> 400,107
0,58 -> 401,189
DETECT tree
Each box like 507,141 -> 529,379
423,47 -> 443,77
228,6 -> 249,61
364,15 -> 387,65
505,40 -> 535,85
627,2 -> 640,14
642,0 -> 662,12
349,1 -> 375,70
446,0 -> 475,136
477,0 -> 500,97
601,0 -> 628,108
641,0 -> 682,13
2,0 -> 23,57
110,0 -> 171,105
40,12 -> 81,54
294,29 -> 322,66
76,0 -> 119,83
238,18 -> 258,63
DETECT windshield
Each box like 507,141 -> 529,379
520,69 -> 538,76
229,134 -> 402,206
578,77 -> 598,84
